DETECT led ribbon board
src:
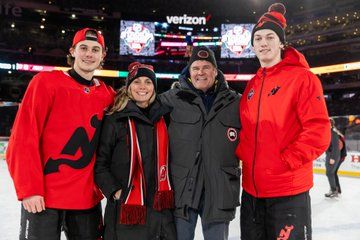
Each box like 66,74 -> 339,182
2,61 -> 360,81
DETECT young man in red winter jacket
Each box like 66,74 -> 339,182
236,3 -> 330,240
6,28 -> 114,239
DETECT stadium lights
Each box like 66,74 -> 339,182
0,63 -> 12,70
178,26 -> 193,31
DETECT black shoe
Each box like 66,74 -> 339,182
325,190 -> 338,198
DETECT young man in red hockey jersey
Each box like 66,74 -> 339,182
236,3 -> 330,240
6,28 -> 114,239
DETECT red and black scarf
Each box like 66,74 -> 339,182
119,117 -> 174,225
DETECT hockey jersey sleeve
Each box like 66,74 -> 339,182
6,73 -> 54,201
280,71 -> 331,170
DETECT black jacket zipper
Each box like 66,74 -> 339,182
252,68 -> 266,197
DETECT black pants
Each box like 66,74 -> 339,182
19,203 -> 103,240
334,160 -> 344,193
326,158 -> 341,191
240,191 -> 312,240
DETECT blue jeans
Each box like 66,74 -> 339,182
175,207 -> 229,240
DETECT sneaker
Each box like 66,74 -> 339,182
325,190 -> 338,198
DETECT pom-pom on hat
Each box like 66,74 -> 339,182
126,62 -> 157,89
251,3 -> 287,46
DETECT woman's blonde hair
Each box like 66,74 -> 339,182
108,84 -> 156,114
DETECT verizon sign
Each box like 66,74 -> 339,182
166,14 -> 207,25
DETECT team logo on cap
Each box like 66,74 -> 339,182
85,30 -> 98,41
227,128 -> 237,142
197,50 -> 209,58
247,88 -> 255,100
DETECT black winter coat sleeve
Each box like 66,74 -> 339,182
327,129 -> 340,161
94,115 -> 123,199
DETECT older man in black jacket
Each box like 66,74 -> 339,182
160,46 -> 241,240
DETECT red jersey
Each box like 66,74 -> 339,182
236,47 -> 330,198
6,70 -> 114,209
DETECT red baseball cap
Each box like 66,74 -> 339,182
72,28 -> 105,49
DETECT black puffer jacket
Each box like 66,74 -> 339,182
159,69 -> 241,224
95,99 -> 176,240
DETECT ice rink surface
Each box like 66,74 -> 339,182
1,160 -> 359,240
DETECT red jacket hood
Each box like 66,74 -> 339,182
255,47 -> 310,78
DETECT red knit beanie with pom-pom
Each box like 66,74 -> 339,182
251,3 -> 287,45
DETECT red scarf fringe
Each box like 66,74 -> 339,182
120,204 -> 146,225
153,190 -> 175,211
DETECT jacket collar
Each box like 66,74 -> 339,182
175,67 -> 229,103
178,66 -> 228,92
255,46 -> 310,78
206,89 -> 238,123
174,71 -> 238,120
115,99 -> 172,124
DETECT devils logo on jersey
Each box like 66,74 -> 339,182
44,114 -> 101,174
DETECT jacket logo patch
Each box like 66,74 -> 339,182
227,128 -> 237,142
268,86 -> 281,96
247,88 -> 255,100
84,87 -> 90,94
44,114 -> 102,175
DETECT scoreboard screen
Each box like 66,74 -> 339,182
120,20 -> 155,56
221,24 -> 255,58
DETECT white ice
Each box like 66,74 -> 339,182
1,160 -> 360,240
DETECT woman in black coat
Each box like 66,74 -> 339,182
325,118 -> 341,198
95,62 -> 176,240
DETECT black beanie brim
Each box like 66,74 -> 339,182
126,67 -> 157,89
251,21 -> 285,46
188,46 -> 217,68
